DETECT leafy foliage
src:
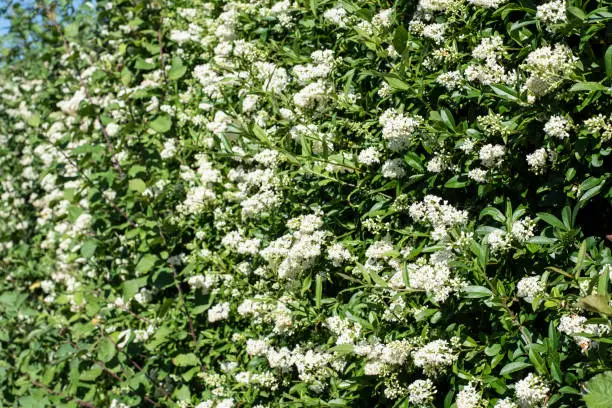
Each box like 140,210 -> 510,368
0,0 -> 611,407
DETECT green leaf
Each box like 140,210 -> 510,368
97,337 -> 116,363
605,45 -> 612,80
480,207 -> 506,223
384,76 -> 410,90
252,123 -> 270,144
135,58 -> 157,70
392,26 -> 408,54
444,175 -> 469,189
462,285 -> 493,298
584,371 -> 612,408
173,353 -> 200,367
369,268 -> 388,288
79,364 -> 103,381
489,84 -> 519,102
567,6 -> 587,21
149,115 -> 172,133
129,178 -> 146,193
68,205 -> 84,222
123,276 -> 148,299
528,348 -> 548,375
470,240 -> 489,271
328,344 -> 355,354
598,265 -> 610,297
485,343 -> 502,356
569,82 -> 607,92
580,181 -> 604,205
578,295 -> 612,316
500,361 -> 532,376
120,67 -> 133,86
574,240 -> 587,278
80,239 -> 98,258
27,113 -> 41,127
136,254 -> 158,274
315,274 -> 322,308
174,384 -> 191,401
537,212 -> 567,230
168,59 -> 187,80
528,236 -> 558,245
404,152 -> 424,172
64,22 -> 79,38
440,108 -> 455,131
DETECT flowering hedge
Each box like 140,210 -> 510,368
1,0 -> 612,407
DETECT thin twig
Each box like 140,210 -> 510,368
158,12 -> 167,85
169,262 -> 198,348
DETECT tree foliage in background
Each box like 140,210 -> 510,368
1,0 -> 612,407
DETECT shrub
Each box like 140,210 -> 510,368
0,0 -> 611,407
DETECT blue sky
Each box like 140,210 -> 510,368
1,0 -> 86,36
0,12 -> 12,36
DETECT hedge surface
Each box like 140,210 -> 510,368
1,0 -> 611,407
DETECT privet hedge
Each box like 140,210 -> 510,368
1,0 -> 612,407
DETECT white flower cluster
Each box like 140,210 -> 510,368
514,373 -> 549,408
235,370 -> 278,390
327,242 -> 354,266
467,0 -> 506,8
358,147 -> 382,166
516,275 -> 545,303
323,5 -> 349,28
584,114 -> 612,140
479,144 -> 506,168
228,157 -> 283,219
536,0 -> 567,31
354,338 -> 416,375
418,0 -> 457,12
379,108 -> 422,151
412,339 -> 457,376
222,230 -> 261,255
381,158 -> 407,179
487,217 -> 536,254
456,382 -> 484,408
544,115 -> 570,139
325,316 -> 362,344
208,302 -> 231,323
255,62 -> 289,93
468,168 -> 488,183
522,44 -> 578,96
409,195 -> 468,241
407,378 -> 437,406
293,80 -> 329,110
293,50 -> 336,82
195,398 -> 235,408
237,297 -> 273,323
254,342 -> 342,393
526,148 -> 550,174
437,70 -> 463,90
260,212 -> 328,279
405,256 -> 466,302
422,23 -> 447,44
466,36 -> 509,85
494,398 -> 518,408
177,154 -> 220,215
558,314 -> 610,352
160,138 -> 177,159
372,8 -> 395,29
472,35 -> 504,61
